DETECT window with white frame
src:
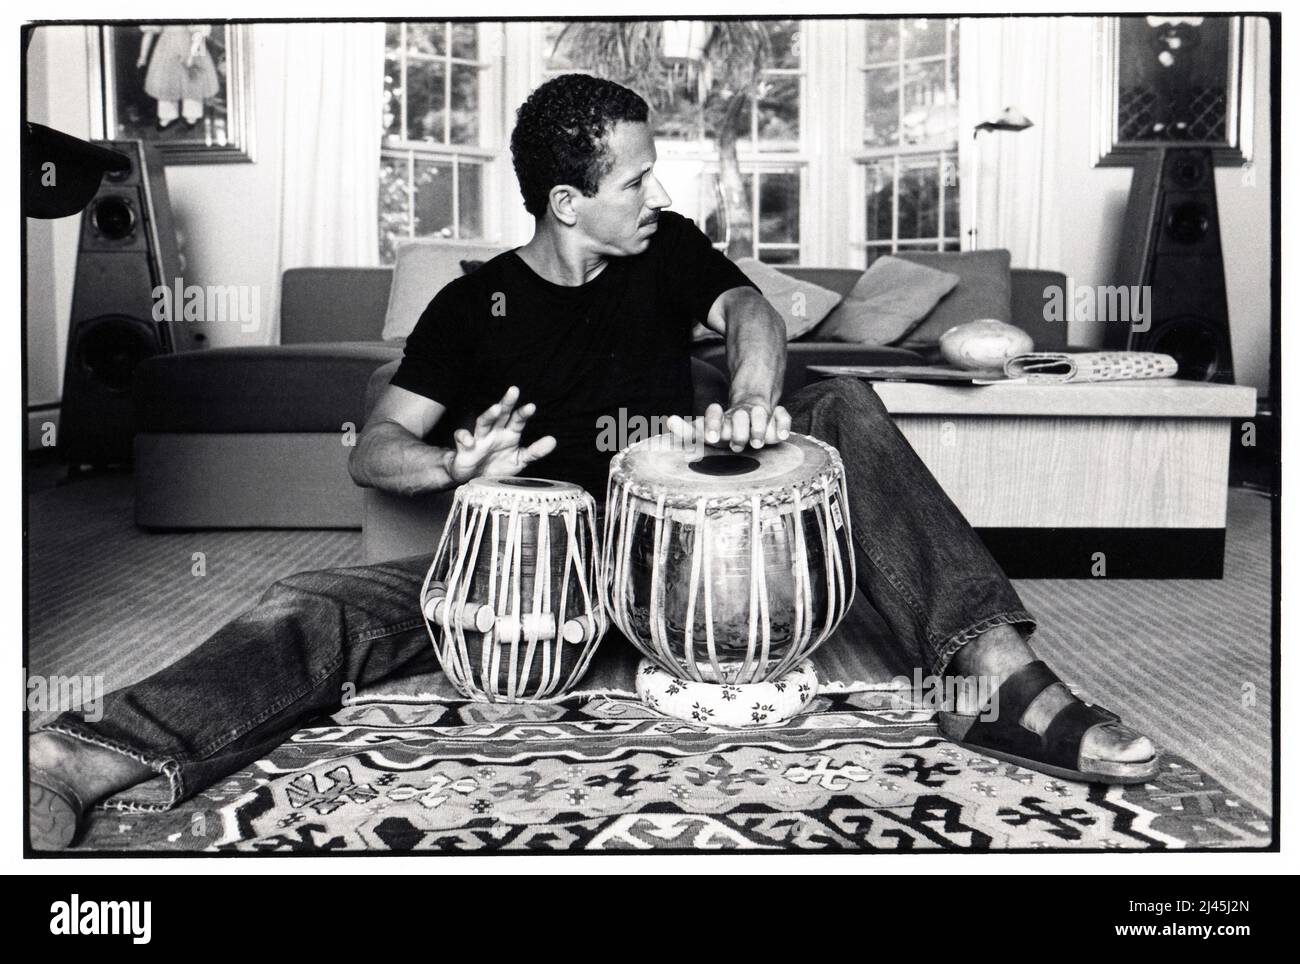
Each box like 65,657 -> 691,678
379,22 -> 497,263
541,20 -> 806,264
857,18 -> 960,264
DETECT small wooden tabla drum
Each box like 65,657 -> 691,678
603,432 -> 855,719
420,477 -> 607,702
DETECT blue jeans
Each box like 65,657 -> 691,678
42,378 -> 1035,810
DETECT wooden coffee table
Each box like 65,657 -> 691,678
810,373 -> 1257,578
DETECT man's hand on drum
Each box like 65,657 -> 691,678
666,395 -> 792,453
448,386 -> 557,482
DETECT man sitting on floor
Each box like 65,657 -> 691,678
29,74 -> 1158,850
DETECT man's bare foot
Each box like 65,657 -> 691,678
28,732 -> 155,850
946,624 -> 1157,773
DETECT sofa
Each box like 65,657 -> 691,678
132,242 -> 1067,549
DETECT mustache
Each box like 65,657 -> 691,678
638,214 -> 660,227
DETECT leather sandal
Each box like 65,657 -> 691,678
935,660 -> 1160,785
29,770 -> 85,851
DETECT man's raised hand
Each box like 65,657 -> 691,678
448,386 -> 556,483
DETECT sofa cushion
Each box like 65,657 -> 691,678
893,249 -> 1013,348
381,239 -> 509,341
134,343 -> 401,434
693,256 -> 841,343
810,256 -> 959,345
280,267 -> 393,344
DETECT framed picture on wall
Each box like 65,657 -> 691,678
95,23 -> 255,164
1092,15 -> 1255,167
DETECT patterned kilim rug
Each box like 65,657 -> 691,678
74,681 -> 1271,853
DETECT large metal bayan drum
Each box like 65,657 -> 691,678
420,477 -> 607,701
603,432 -> 855,688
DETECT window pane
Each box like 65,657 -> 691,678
902,59 -> 956,145
457,162 -> 483,238
758,172 -> 799,244
451,22 -> 478,59
758,76 -> 800,146
865,19 -> 899,64
897,160 -> 939,239
723,93 -> 752,145
703,172 -> 753,247
864,160 -> 893,243
378,156 -> 412,264
406,23 -> 445,57
700,173 -> 726,244
941,155 -> 959,239
864,66 -> 900,147
651,79 -> 702,141
385,23 -> 402,51
450,64 -> 479,144
902,18 -> 944,59
382,55 -> 402,139
406,59 -> 446,143
542,22 -> 574,70
413,158 -> 455,238
767,21 -> 802,68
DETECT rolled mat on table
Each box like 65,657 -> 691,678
1003,351 -> 1178,383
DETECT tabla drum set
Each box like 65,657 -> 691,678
419,432 -> 854,725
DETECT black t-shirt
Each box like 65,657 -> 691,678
390,211 -> 756,497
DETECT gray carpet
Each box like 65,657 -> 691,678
1014,487 -> 1274,814
25,469 -> 363,723
25,467 -> 1273,813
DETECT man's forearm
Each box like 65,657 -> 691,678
348,421 -> 457,497
723,288 -> 787,405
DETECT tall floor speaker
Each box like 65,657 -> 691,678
60,139 -> 197,467
1105,147 -> 1234,383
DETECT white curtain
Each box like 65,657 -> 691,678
276,22 -> 386,274
958,17 -> 1064,268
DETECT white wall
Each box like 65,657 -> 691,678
163,24 -> 289,349
25,26 -> 93,417
1053,16 -> 1272,391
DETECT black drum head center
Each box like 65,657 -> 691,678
688,453 -> 761,477
498,478 -> 553,488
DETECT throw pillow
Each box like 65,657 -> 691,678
893,248 -> 1013,348
810,256 -> 959,345
381,239 -> 508,341
692,257 -> 842,343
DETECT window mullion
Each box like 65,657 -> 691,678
451,157 -> 461,239
890,154 -> 899,254
406,152 -> 415,240
941,150 -> 951,246
399,23 -> 408,142
443,30 -> 453,146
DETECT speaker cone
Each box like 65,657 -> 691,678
75,316 -> 157,394
90,196 -> 136,240
104,156 -> 132,182
1171,154 -> 1206,189
1164,201 -> 1210,244
1147,316 -> 1229,382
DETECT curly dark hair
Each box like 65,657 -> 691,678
510,74 -> 650,218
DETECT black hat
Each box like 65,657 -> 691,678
23,123 -> 132,220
